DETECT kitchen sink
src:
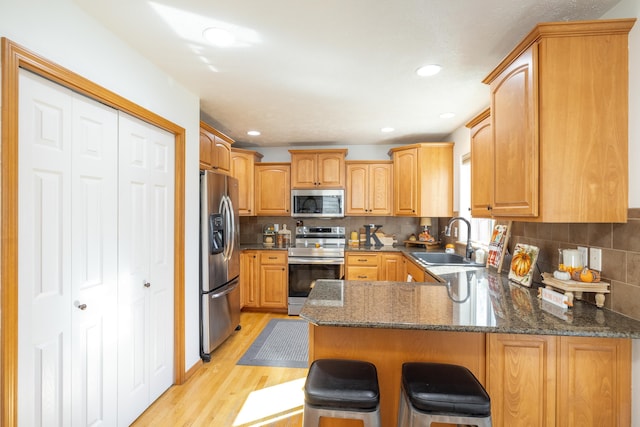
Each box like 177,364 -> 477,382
410,252 -> 483,267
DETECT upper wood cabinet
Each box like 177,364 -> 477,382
345,161 -> 392,216
289,149 -> 347,188
388,143 -> 453,217
482,19 -> 635,222
466,108 -> 493,218
230,148 -> 263,216
254,163 -> 291,216
199,121 -> 233,173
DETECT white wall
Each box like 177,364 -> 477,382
0,0 -> 203,372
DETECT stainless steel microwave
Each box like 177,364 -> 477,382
291,189 -> 344,218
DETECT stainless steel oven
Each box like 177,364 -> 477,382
287,226 -> 345,315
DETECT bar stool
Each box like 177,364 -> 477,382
398,362 -> 492,427
303,358 -> 381,427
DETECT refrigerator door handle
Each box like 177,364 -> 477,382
209,278 -> 239,299
221,195 -> 229,261
225,195 -> 236,260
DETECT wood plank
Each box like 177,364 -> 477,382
131,312 -> 307,427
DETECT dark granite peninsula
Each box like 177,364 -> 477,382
300,269 -> 640,427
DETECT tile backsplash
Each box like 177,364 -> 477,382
508,209 -> 640,321
239,216 -> 428,245
240,211 -> 640,321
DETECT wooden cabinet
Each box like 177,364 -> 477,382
482,19 -> 634,222
487,334 -> 631,426
199,121 -> 233,173
345,253 -> 379,281
240,251 -> 259,308
402,255 -> 438,283
487,334 -> 557,426
240,250 -> 287,311
557,336 -> 631,426
388,143 -> 453,217
230,148 -> 263,216
254,163 -> 291,216
289,149 -> 347,188
381,253 -> 404,281
466,108 -> 493,218
345,161 -> 392,216
258,252 -> 288,309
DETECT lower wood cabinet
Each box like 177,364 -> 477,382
345,253 -> 379,281
487,333 -> 631,427
240,250 -> 288,311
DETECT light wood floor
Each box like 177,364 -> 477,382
132,311 -> 308,427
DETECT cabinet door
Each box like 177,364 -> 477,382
346,163 -> 368,215
199,130 -> 213,170
231,151 -> 256,215
255,164 -> 291,215
490,45 -> 538,217
381,253 -> 403,281
392,148 -> 418,215
557,337 -> 631,427
213,136 -> 231,173
469,111 -> 493,217
487,334 -> 556,427
403,257 -> 424,282
240,251 -> 259,308
369,163 -> 392,215
316,152 -> 345,187
290,153 -> 317,188
346,253 -> 380,281
259,252 -> 287,309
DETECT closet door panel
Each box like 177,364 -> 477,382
118,113 -> 174,425
18,70 -> 74,427
70,95 -> 118,427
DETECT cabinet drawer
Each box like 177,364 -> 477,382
346,253 -> 379,266
346,266 -> 379,281
259,251 -> 287,264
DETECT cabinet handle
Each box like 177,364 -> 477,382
144,281 -> 151,288
357,275 -> 367,279
487,206 -> 492,211
77,303 -> 87,310
357,259 -> 367,262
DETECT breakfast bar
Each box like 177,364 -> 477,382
300,269 -> 640,427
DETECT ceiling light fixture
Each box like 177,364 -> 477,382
381,127 -> 395,133
416,64 -> 442,77
203,27 -> 236,47
247,130 -> 261,136
439,112 -> 455,119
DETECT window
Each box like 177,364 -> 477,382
458,154 -> 494,246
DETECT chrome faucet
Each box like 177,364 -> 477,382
445,217 -> 474,261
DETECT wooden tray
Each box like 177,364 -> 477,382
403,240 -> 441,250
541,272 -> 609,308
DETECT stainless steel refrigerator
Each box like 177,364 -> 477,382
200,170 -> 240,361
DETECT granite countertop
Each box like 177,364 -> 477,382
300,268 -> 640,339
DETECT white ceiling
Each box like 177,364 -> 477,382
73,0 -> 621,148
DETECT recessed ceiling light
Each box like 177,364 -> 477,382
381,127 -> 395,133
247,130 -> 261,136
439,112 -> 455,119
416,64 -> 442,77
203,27 -> 236,47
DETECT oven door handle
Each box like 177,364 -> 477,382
288,257 -> 345,265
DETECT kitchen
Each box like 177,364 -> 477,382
2,1 -> 640,426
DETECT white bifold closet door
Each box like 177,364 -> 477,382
18,69 -> 118,427
18,69 -> 175,427
117,112 -> 175,426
